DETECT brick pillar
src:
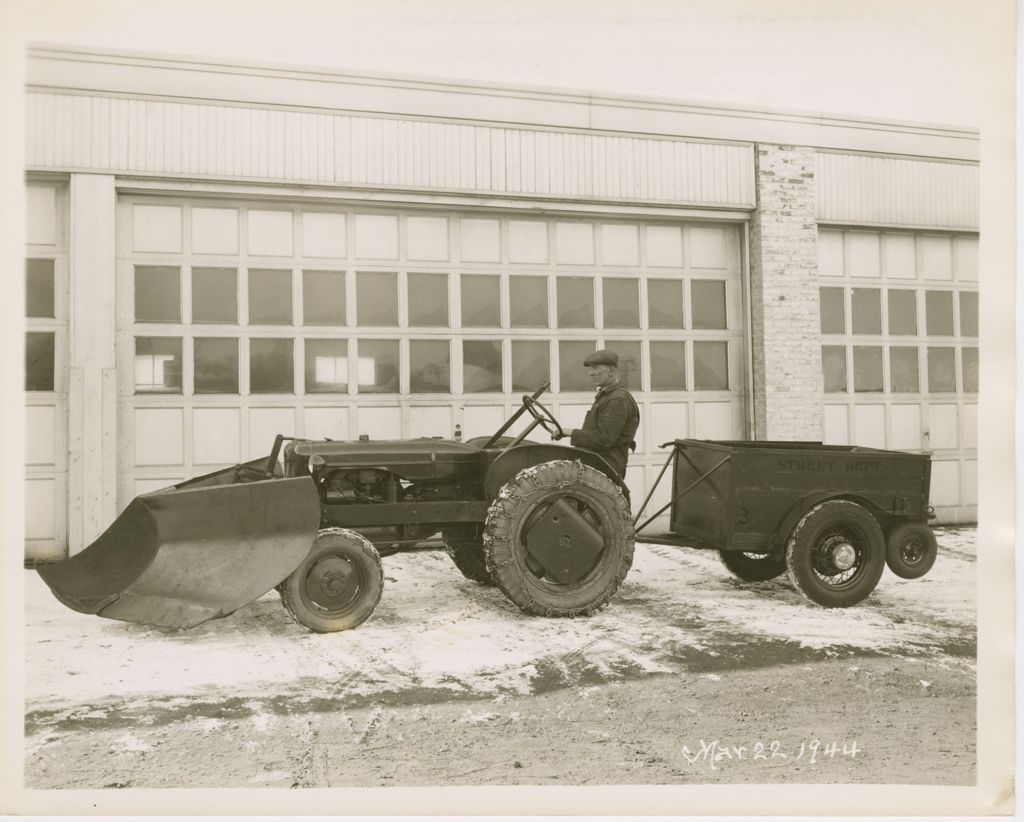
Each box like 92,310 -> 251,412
749,144 -> 823,440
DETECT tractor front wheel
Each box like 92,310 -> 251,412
279,528 -> 383,633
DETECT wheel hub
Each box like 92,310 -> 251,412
306,556 -> 359,610
901,537 -> 924,564
827,538 -> 857,571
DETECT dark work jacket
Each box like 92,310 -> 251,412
569,381 -> 640,479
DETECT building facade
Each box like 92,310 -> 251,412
23,47 -> 980,561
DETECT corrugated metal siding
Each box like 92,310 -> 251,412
26,92 -> 755,207
816,152 -> 978,230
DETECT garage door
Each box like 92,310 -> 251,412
115,196 -> 747,517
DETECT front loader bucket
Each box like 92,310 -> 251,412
37,468 -> 320,630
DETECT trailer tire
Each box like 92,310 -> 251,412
483,460 -> 633,617
443,525 -> 494,585
786,501 -> 885,608
279,528 -> 383,633
719,551 -> 787,582
885,523 -> 938,579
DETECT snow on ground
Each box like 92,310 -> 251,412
24,528 -> 975,713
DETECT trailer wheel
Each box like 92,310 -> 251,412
885,523 -> 938,579
443,525 -> 494,586
483,460 -> 634,617
279,528 -> 383,633
719,551 -> 787,582
785,501 -> 885,608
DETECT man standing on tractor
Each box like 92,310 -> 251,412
552,349 -> 640,480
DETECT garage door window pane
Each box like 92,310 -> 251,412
134,337 -> 182,394
26,259 -> 55,318
511,340 -> 549,392
303,270 -> 346,326
410,340 -> 451,393
556,277 -> 594,328
691,280 -> 727,330
819,287 -> 844,334
250,339 -> 293,394
959,291 -> 978,337
822,346 -> 847,393
925,291 -> 955,336
357,272 -> 398,326
135,265 -> 181,323
694,341 -> 729,390
851,288 -> 881,334
560,340 -> 597,391
650,341 -> 686,390
463,340 -> 503,392
852,346 -> 883,392
249,269 -> 292,325
25,332 -> 55,391
606,341 -> 642,390
889,347 -> 919,393
461,275 -> 500,327
510,276 -> 548,327
962,347 -> 978,393
305,339 -> 348,393
887,289 -> 917,335
927,347 -> 956,393
603,279 -> 640,328
408,273 -> 449,327
357,339 -> 400,393
192,268 -> 237,324
647,280 -> 684,329
194,338 -> 238,394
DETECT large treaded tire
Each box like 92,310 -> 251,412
786,500 -> 885,608
719,551 -> 787,582
483,460 -> 634,617
443,525 -> 494,586
885,523 -> 938,579
279,528 -> 383,633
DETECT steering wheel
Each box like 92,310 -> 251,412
523,396 -> 566,439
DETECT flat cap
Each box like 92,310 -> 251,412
583,348 -> 619,367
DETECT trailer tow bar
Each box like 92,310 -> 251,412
632,450 -> 731,534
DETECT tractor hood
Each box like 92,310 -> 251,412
290,438 -> 483,483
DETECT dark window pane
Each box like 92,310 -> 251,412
248,269 -> 292,325
962,347 -> 978,393
603,279 -> 640,328
463,340 -> 503,392
819,287 -> 845,334
851,288 -> 881,334
822,346 -> 847,393
889,347 -> 919,393
461,275 -> 500,327
887,289 -> 917,335
357,272 -> 398,326
509,276 -> 548,327
606,340 -> 641,390
25,332 -> 54,391
694,341 -> 729,390
650,341 -> 686,390
305,339 -> 348,393
925,291 -> 955,336
959,291 -> 978,337
691,280 -> 727,330
408,273 -> 449,327
556,277 -> 593,328
357,339 -> 399,393
250,339 -> 293,394
194,337 -> 239,394
192,268 -> 237,324
511,340 -> 549,392
647,279 -> 684,329
134,337 -> 182,394
26,259 -> 55,318
135,265 -> 181,323
303,270 -> 346,326
927,347 -> 956,393
410,340 -> 451,393
560,340 -> 597,391
853,346 -> 883,392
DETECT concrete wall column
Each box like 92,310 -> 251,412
68,173 -> 117,552
748,144 -> 823,440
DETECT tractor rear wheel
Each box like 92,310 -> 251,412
279,528 -> 383,632
443,525 -> 494,585
719,551 -> 787,582
483,460 -> 633,617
